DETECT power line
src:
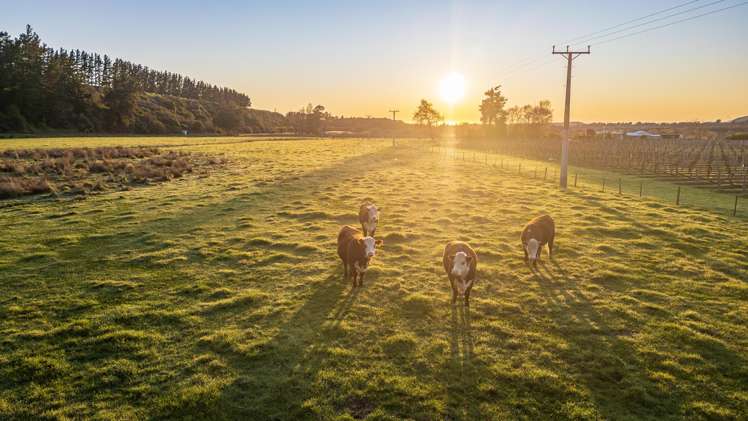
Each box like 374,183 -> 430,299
562,0 -> 705,45
592,1 -> 748,46
572,0 -> 730,46
497,0 -> 712,78
497,0 -> 746,81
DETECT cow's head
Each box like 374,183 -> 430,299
526,238 -> 540,263
367,205 -> 379,221
449,251 -> 473,295
361,236 -> 383,259
366,204 -> 379,223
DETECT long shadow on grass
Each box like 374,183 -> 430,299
173,270 -> 367,419
533,260 -> 747,419
44,146 -> 412,273
444,304 -> 482,419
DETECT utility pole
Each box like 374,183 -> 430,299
552,45 -> 590,189
389,109 -> 399,146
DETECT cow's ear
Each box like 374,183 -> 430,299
375,239 -> 383,246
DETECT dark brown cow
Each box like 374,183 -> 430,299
337,225 -> 382,287
443,241 -> 478,306
358,202 -> 379,237
521,214 -> 555,267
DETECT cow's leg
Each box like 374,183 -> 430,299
548,237 -> 554,259
358,271 -> 365,287
449,277 -> 458,304
343,262 -> 348,280
351,271 -> 358,287
523,247 -> 528,263
370,228 -> 376,237
464,285 -> 472,307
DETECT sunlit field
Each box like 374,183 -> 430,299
1,137 -> 747,420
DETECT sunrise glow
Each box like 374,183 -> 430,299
439,73 -> 466,105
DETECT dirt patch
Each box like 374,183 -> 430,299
0,146 -> 224,199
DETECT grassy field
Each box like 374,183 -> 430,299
1,137 -> 747,420
439,145 -> 747,217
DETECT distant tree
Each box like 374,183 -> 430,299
413,99 -> 442,127
0,26 -> 252,133
520,105 -> 533,124
506,106 -> 521,125
413,99 -> 442,140
528,100 -> 553,125
214,106 -> 242,132
479,85 -> 507,126
104,72 -> 139,131
285,103 -> 327,135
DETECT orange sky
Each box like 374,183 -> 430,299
4,1 -> 747,123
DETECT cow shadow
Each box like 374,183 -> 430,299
167,270 -> 357,419
449,303 -> 474,366
528,259 -> 748,418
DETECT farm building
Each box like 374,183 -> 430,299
624,130 -> 661,139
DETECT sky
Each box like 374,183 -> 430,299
2,0 -> 747,123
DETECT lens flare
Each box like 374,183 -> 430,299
439,73 -> 465,105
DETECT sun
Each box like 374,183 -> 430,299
440,72 -> 465,105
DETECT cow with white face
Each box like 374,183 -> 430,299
358,202 -> 379,237
337,225 -> 383,287
521,214 -> 555,268
443,241 -> 478,306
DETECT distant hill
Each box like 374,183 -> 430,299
732,116 -> 748,124
0,26 -> 284,135
130,93 -> 290,134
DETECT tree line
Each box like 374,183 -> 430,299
0,25 -> 250,132
410,86 -> 553,139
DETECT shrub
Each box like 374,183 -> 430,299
0,146 -> 220,199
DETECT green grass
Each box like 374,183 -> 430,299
1,137 -> 747,420
441,145 -> 747,216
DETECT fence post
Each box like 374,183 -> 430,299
676,186 -> 681,206
639,182 -> 643,197
602,178 -> 606,192
574,173 -> 578,187
734,196 -> 739,217
618,178 -> 622,195
534,168 -> 537,179
544,167 -> 548,180
518,163 -> 522,174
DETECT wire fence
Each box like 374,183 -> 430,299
427,144 -> 745,218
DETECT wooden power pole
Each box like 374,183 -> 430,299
552,45 -> 590,189
389,109 -> 399,146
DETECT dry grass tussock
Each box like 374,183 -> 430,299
0,146 -> 224,199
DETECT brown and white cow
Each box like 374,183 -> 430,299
443,241 -> 478,306
358,202 -> 379,237
337,225 -> 383,287
521,214 -> 555,267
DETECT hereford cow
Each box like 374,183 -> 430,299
358,202 -> 379,237
443,241 -> 478,306
521,214 -> 555,267
337,225 -> 383,287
